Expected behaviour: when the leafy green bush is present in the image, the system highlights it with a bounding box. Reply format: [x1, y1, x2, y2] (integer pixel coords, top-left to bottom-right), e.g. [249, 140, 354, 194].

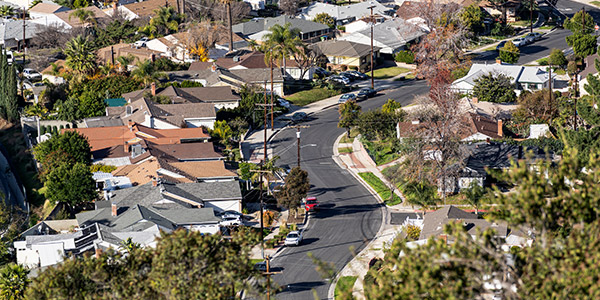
[394, 50, 415, 64]
[90, 164, 118, 173]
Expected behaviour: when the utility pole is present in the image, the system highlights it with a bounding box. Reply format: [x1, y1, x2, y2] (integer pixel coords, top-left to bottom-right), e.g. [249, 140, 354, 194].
[270, 50, 274, 128]
[250, 168, 270, 258]
[530, 0, 534, 33]
[290, 125, 309, 167]
[548, 64, 552, 102]
[261, 255, 281, 300]
[227, 1, 233, 52]
[368, 6, 375, 89]
[21, 7, 26, 99]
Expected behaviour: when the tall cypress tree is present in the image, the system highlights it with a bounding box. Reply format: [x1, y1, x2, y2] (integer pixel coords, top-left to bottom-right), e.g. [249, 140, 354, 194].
[0, 48, 7, 120]
[5, 62, 18, 123]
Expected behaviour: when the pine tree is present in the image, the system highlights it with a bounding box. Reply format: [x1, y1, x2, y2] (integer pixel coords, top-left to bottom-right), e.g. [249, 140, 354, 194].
[0, 48, 7, 120]
[5, 62, 18, 123]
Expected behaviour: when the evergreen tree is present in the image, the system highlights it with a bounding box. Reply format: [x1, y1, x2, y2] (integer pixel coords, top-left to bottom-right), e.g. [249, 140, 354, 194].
[0, 48, 8, 120]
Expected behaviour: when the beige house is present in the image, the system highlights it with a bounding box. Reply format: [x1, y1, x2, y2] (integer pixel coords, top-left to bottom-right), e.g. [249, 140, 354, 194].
[310, 40, 380, 72]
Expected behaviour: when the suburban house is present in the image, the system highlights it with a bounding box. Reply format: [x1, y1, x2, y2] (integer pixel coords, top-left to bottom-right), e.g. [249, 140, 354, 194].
[145, 32, 195, 63]
[243, 0, 264, 10]
[232, 15, 333, 44]
[397, 113, 504, 142]
[65, 122, 211, 165]
[112, 157, 236, 186]
[451, 63, 553, 94]
[106, 97, 218, 129]
[343, 15, 387, 33]
[121, 85, 241, 110]
[310, 40, 380, 72]
[188, 50, 315, 80]
[167, 67, 285, 96]
[97, 43, 163, 66]
[299, 1, 392, 26]
[445, 141, 551, 192]
[107, 180, 244, 213]
[30, 6, 109, 29]
[480, 0, 521, 22]
[338, 18, 425, 57]
[14, 204, 222, 268]
[29, 3, 70, 20]
[210, 32, 249, 59]
[419, 206, 508, 240]
[0, 19, 40, 50]
[110, 0, 179, 20]
[40, 59, 67, 84]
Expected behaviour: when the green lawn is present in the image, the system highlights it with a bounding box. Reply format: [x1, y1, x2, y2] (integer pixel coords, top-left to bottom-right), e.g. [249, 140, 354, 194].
[362, 139, 400, 166]
[591, 0, 600, 6]
[285, 87, 341, 106]
[358, 172, 402, 205]
[338, 147, 353, 154]
[335, 276, 357, 298]
[537, 57, 548, 65]
[368, 67, 411, 79]
[339, 128, 359, 144]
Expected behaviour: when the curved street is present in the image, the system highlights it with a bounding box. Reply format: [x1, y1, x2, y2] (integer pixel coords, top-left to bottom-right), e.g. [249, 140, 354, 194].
[267, 80, 429, 299]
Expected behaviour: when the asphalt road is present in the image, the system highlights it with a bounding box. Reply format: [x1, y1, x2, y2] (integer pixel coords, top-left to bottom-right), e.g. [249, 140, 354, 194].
[268, 80, 429, 299]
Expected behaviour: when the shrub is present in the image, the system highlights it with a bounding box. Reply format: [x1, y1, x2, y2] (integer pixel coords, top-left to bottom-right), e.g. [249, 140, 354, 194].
[405, 225, 421, 241]
[59, 125, 64, 130]
[549, 48, 567, 67]
[290, 223, 298, 231]
[40, 126, 46, 135]
[265, 240, 275, 249]
[65, 123, 70, 129]
[394, 50, 415, 64]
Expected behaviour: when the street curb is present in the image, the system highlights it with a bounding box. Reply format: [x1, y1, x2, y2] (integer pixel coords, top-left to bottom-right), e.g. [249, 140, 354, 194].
[327, 133, 389, 300]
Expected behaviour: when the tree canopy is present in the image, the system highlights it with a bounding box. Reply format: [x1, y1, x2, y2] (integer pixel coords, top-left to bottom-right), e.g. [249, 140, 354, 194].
[313, 13, 335, 28]
[472, 73, 516, 103]
[499, 40, 519, 64]
[276, 167, 310, 215]
[26, 229, 261, 300]
[459, 4, 484, 35]
[338, 100, 361, 136]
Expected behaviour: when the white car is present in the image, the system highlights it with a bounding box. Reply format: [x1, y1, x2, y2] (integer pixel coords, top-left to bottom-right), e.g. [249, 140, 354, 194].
[512, 38, 528, 47]
[23, 69, 42, 81]
[277, 98, 291, 109]
[6, 51, 13, 64]
[284, 231, 303, 246]
[133, 37, 149, 48]
[220, 214, 242, 226]
[524, 32, 542, 43]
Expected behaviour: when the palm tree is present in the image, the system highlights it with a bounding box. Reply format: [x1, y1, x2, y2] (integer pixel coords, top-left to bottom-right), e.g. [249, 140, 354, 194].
[131, 60, 164, 88]
[116, 54, 135, 73]
[403, 180, 438, 215]
[64, 35, 97, 81]
[262, 23, 303, 75]
[0, 5, 15, 17]
[142, 7, 183, 38]
[69, 8, 96, 27]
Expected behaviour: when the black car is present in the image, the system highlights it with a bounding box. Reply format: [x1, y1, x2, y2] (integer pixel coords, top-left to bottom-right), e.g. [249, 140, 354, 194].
[291, 112, 307, 123]
[348, 70, 368, 80]
[314, 67, 330, 78]
[356, 87, 376, 100]
[340, 71, 359, 81]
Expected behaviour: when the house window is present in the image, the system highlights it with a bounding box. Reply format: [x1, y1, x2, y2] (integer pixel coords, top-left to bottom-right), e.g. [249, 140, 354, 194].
[529, 83, 539, 90]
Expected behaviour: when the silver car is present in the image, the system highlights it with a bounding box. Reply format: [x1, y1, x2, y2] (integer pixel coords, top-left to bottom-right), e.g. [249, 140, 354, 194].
[284, 231, 303, 246]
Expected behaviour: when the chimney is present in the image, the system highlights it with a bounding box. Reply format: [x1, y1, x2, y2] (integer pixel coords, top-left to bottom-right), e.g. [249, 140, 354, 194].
[112, 2, 117, 11]
[111, 203, 117, 217]
[124, 141, 129, 153]
[496, 58, 502, 64]
[150, 54, 155, 62]
[497, 119, 503, 137]
[151, 82, 156, 96]
[472, 97, 478, 104]
[411, 120, 420, 125]
[152, 178, 158, 187]
[128, 120, 134, 128]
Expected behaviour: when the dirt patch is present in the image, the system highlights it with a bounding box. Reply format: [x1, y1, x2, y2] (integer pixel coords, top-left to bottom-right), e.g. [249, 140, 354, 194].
[287, 209, 305, 224]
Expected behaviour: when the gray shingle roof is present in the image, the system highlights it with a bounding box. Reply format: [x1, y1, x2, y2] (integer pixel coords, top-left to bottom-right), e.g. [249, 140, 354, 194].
[232, 15, 329, 36]
[300, 1, 391, 21]
[310, 40, 379, 58]
[0, 20, 40, 44]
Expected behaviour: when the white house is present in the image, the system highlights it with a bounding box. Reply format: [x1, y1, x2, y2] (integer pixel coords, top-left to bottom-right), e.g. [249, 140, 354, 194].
[299, 0, 392, 25]
[29, 2, 70, 20]
[452, 63, 553, 95]
[145, 33, 195, 63]
[338, 18, 426, 56]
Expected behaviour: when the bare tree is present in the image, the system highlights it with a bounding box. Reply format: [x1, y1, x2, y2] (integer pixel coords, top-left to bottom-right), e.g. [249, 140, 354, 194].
[291, 45, 318, 80]
[409, 1, 469, 80]
[279, 0, 299, 16]
[393, 68, 468, 202]
[181, 21, 224, 50]
[211, 0, 250, 24]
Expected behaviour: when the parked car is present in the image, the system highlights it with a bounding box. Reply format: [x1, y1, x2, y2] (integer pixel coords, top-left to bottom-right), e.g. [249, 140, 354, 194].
[315, 67, 330, 78]
[338, 93, 356, 104]
[304, 197, 319, 213]
[348, 70, 368, 80]
[277, 98, 291, 109]
[512, 37, 528, 47]
[356, 87, 376, 100]
[524, 32, 542, 42]
[340, 71, 359, 81]
[284, 231, 303, 246]
[220, 214, 242, 226]
[495, 41, 507, 51]
[23, 69, 42, 81]
[329, 75, 350, 85]
[291, 112, 307, 123]
[254, 261, 267, 272]
[133, 37, 149, 48]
